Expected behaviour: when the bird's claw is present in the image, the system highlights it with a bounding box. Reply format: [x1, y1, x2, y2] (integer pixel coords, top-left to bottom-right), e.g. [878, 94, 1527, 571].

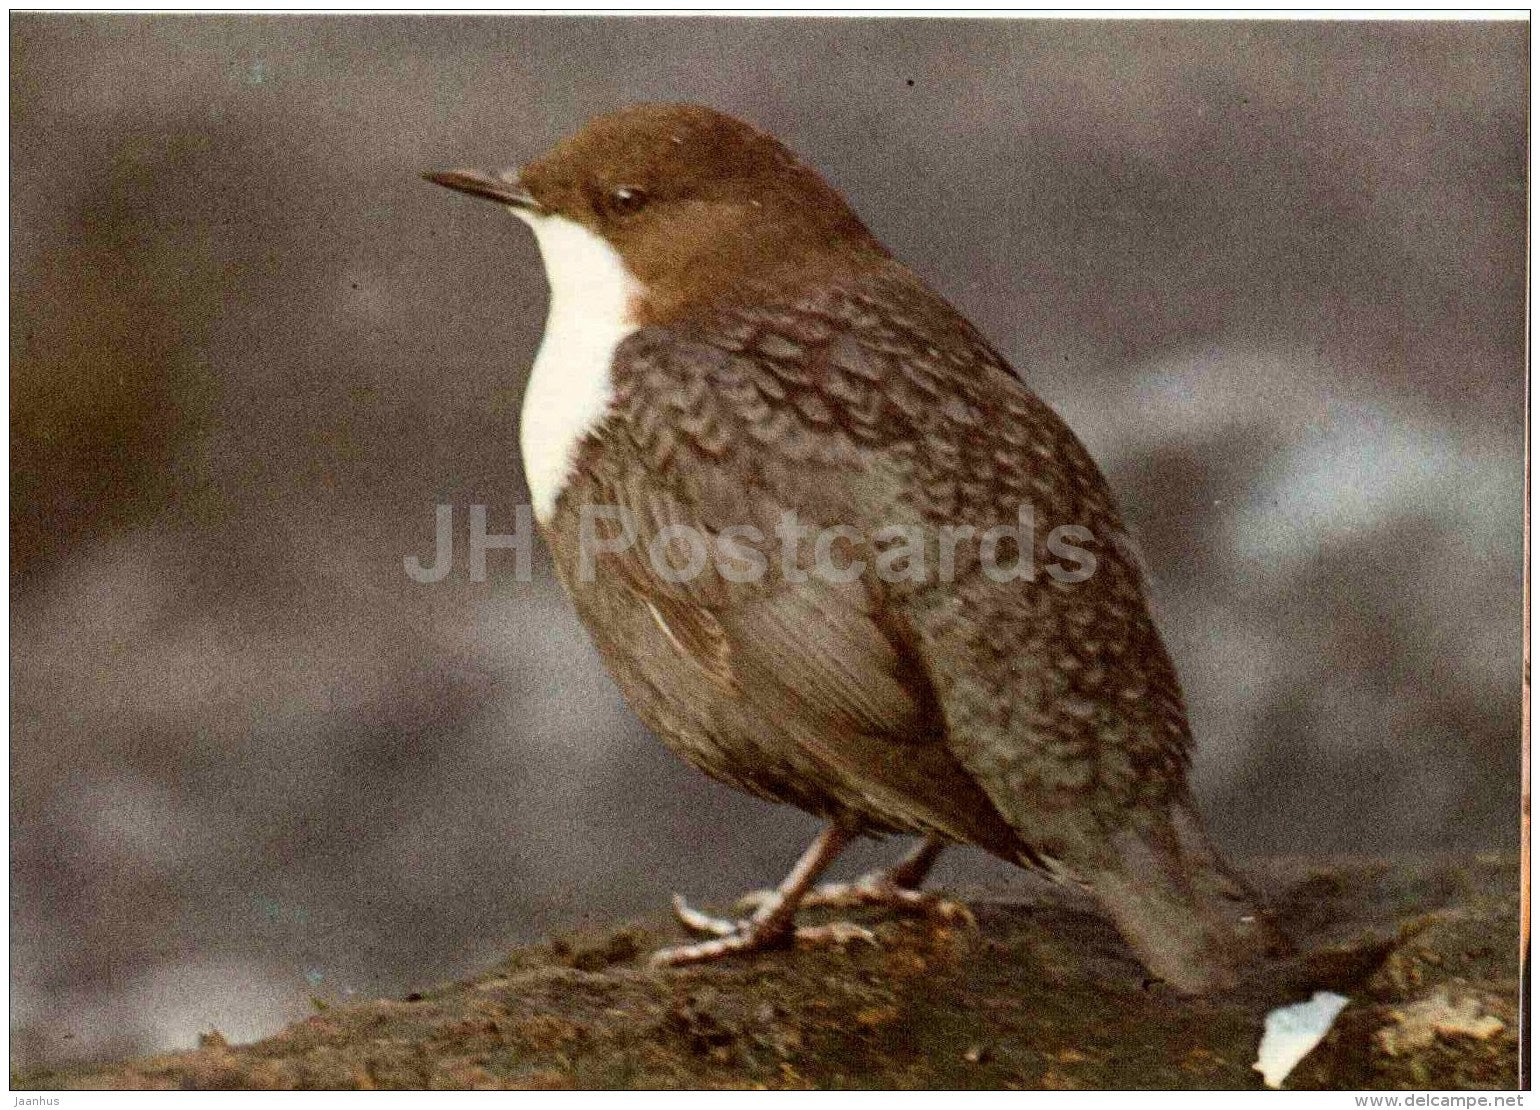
[671, 893, 740, 937]
[732, 888, 780, 913]
[737, 877, 975, 927]
[930, 897, 978, 928]
[794, 920, 877, 948]
[654, 894, 876, 966]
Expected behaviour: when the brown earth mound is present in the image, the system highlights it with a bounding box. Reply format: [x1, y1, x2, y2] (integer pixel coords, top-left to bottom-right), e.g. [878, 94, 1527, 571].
[20, 855, 1521, 1090]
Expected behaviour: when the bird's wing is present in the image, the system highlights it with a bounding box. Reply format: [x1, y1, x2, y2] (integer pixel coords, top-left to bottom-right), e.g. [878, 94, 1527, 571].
[575, 463, 917, 738]
[562, 428, 1025, 852]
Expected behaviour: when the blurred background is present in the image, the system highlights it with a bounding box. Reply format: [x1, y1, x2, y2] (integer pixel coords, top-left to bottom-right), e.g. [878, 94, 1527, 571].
[10, 15, 1525, 1067]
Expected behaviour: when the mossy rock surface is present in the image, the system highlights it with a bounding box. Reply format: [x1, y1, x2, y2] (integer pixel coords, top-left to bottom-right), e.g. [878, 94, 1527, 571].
[19, 855, 1520, 1090]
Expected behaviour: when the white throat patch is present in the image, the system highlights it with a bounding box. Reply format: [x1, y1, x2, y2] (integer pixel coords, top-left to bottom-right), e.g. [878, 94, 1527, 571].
[512, 210, 641, 522]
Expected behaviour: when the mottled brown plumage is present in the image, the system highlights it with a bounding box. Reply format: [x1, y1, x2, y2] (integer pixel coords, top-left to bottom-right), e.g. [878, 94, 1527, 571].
[429, 103, 1286, 992]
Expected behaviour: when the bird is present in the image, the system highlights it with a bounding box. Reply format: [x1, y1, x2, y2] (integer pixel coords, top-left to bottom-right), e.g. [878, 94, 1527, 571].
[425, 102, 1286, 993]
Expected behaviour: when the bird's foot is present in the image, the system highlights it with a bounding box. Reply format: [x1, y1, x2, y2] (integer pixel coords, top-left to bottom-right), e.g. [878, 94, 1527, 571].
[736, 874, 976, 927]
[650, 894, 876, 967]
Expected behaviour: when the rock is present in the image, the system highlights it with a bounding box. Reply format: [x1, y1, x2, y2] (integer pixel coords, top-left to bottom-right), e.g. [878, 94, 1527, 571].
[15, 855, 1519, 1091]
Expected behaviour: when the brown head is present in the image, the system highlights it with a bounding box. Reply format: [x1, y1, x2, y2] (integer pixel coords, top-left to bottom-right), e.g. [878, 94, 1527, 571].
[426, 103, 887, 323]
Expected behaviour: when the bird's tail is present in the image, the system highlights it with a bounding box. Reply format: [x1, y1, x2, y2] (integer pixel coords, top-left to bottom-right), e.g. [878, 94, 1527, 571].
[1078, 791, 1290, 994]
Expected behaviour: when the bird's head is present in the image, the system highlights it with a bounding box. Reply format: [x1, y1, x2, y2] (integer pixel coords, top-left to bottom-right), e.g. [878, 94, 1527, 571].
[426, 103, 885, 324]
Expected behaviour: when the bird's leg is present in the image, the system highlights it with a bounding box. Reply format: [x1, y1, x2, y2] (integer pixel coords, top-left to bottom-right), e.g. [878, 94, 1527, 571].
[653, 824, 875, 966]
[737, 836, 974, 925]
[882, 835, 947, 889]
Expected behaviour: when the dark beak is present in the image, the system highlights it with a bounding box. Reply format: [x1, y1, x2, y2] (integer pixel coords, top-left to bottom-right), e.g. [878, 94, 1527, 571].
[422, 168, 545, 213]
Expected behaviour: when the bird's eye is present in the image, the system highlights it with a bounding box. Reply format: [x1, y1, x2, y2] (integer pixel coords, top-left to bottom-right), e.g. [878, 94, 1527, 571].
[606, 185, 648, 217]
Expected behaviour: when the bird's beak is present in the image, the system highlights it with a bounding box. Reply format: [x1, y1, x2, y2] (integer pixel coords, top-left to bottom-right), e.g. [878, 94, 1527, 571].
[422, 168, 546, 214]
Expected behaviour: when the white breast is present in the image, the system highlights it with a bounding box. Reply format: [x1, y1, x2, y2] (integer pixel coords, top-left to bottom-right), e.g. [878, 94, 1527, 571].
[512, 211, 641, 522]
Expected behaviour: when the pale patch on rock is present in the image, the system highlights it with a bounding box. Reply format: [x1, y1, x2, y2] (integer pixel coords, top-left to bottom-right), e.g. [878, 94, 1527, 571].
[1375, 988, 1506, 1057]
[1254, 991, 1350, 1089]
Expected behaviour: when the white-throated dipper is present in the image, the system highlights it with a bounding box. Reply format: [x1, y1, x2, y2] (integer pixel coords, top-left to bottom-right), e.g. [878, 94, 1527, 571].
[426, 103, 1285, 992]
